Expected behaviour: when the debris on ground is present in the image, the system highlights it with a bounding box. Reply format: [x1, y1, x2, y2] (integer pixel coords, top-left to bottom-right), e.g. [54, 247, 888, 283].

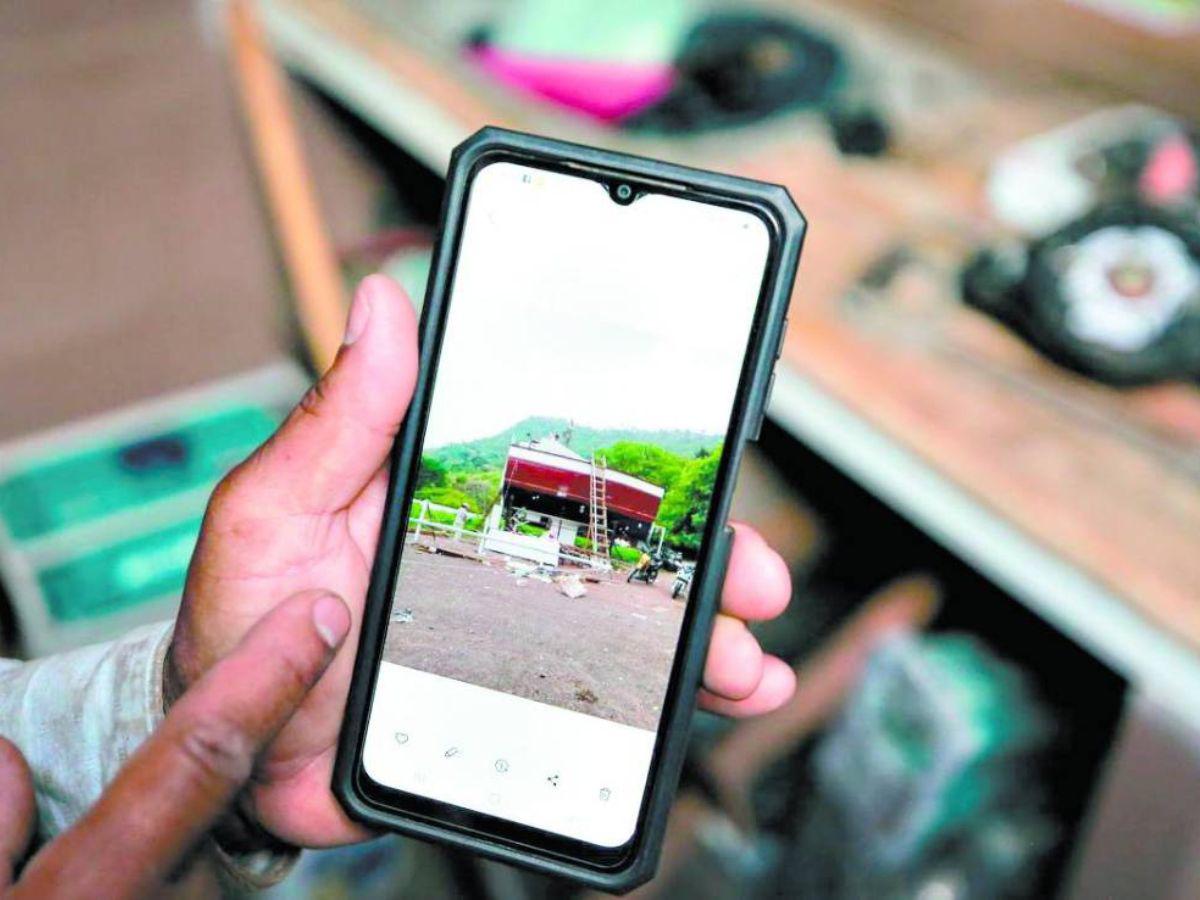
[501, 559, 560, 583]
[575, 687, 598, 704]
[391, 607, 414, 624]
[505, 560, 537, 579]
[434, 545, 483, 562]
[556, 574, 588, 599]
[413, 541, 484, 562]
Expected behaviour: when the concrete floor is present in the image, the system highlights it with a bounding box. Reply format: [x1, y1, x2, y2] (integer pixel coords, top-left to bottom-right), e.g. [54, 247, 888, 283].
[384, 543, 686, 730]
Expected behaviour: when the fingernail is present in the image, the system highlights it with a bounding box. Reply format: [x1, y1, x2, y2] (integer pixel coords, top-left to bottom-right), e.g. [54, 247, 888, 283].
[312, 594, 350, 648]
[343, 281, 374, 346]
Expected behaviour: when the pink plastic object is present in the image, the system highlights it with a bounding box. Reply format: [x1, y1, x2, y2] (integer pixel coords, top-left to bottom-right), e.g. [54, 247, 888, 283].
[470, 44, 674, 122]
[1139, 133, 1199, 205]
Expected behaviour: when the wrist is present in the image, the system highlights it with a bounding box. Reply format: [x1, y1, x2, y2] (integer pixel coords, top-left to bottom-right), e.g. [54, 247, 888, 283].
[208, 798, 303, 891]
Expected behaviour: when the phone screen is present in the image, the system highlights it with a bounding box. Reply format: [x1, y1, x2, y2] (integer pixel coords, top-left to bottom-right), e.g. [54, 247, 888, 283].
[362, 161, 772, 851]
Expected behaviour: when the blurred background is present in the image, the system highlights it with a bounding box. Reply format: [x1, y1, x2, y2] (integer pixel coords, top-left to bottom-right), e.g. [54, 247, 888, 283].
[3, 0, 1200, 897]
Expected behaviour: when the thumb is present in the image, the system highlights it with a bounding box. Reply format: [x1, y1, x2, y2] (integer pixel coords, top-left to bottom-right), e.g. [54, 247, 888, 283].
[240, 273, 418, 513]
[13, 590, 351, 899]
[0, 738, 35, 889]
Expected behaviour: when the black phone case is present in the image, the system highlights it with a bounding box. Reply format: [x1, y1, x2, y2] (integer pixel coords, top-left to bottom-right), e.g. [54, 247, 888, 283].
[334, 127, 805, 893]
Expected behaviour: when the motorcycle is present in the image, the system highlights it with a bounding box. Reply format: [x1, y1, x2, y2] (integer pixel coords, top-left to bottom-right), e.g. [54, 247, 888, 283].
[626, 550, 664, 584]
[672, 564, 694, 600]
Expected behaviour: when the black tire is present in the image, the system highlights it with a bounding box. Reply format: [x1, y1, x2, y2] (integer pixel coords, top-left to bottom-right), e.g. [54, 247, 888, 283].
[1023, 203, 1200, 385]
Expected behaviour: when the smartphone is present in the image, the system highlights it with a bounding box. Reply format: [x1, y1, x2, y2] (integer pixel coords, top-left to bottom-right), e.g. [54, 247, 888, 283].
[336, 128, 804, 891]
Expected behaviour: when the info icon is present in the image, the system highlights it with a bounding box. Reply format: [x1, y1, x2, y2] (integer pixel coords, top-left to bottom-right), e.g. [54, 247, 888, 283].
[495, 759, 510, 773]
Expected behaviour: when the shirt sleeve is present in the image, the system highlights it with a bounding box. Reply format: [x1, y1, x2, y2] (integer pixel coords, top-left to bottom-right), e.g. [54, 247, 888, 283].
[0, 623, 300, 888]
[0, 621, 173, 839]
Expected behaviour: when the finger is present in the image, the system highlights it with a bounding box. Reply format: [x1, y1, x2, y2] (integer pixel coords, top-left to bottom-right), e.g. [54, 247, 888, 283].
[720, 523, 791, 623]
[248, 752, 376, 849]
[0, 738, 35, 889]
[698, 655, 797, 718]
[702, 614, 764, 700]
[347, 464, 391, 556]
[239, 274, 419, 513]
[15, 590, 351, 899]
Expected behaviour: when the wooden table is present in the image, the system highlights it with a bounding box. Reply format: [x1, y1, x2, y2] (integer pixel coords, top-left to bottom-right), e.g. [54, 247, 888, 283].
[252, 0, 1200, 726]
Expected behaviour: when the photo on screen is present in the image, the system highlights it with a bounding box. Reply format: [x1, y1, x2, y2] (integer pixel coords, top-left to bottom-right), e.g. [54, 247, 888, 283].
[378, 164, 767, 734]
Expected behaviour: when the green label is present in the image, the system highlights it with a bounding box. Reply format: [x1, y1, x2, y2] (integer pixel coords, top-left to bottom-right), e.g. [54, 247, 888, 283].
[0, 406, 277, 542]
[37, 517, 203, 622]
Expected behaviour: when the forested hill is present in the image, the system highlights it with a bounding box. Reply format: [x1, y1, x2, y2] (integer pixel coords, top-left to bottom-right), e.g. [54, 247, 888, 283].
[427, 416, 720, 470]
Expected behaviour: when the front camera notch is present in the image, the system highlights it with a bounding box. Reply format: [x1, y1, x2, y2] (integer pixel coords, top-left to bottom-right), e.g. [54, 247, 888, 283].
[609, 182, 637, 205]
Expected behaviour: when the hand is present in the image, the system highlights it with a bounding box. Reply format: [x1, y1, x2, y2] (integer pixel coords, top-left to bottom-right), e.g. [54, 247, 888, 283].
[0, 592, 350, 899]
[170, 274, 796, 848]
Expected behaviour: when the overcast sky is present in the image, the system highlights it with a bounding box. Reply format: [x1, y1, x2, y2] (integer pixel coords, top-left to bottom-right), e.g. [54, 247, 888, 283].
[422, 163, 769, 450]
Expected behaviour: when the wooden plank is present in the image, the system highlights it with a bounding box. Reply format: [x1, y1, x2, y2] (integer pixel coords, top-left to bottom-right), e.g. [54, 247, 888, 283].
[228, 0, 348, 371]
[837, 0, 1200, 121]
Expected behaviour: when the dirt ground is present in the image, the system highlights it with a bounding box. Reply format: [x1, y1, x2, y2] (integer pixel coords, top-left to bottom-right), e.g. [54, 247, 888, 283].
[383, 540, 686, 730]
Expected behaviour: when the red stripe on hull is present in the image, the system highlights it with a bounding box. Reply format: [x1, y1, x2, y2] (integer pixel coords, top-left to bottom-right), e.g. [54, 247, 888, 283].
[505, 458, 661, 523]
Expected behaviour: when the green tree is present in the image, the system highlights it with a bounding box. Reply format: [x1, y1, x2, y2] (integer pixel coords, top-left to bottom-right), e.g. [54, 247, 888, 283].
[595, 440, 722, 551]
[413, 485, 479, 512]
[416, 455, 448, 490]
[596, 441, 687, 492]
[457, 470, 502, 513]
[657, 445, 722, 551]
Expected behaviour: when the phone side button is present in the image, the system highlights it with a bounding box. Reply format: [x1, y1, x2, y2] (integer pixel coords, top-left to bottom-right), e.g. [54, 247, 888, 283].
[775, 317, 789, 359]
[749, 372, 776, 442]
